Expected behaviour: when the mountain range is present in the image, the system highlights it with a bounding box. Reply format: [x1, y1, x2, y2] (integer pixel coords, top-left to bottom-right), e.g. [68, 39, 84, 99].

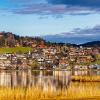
[43, 33, 100, 47]
[43, 33, 100, 45]
[79, 41, 100, 47]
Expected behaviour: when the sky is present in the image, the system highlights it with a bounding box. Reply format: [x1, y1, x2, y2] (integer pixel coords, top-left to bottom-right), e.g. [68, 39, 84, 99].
[0, 0, 100, 43]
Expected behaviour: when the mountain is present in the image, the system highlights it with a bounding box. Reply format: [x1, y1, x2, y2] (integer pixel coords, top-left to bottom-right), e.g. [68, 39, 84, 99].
[79, 41, 100, 47]
[43, 33, 100, 44]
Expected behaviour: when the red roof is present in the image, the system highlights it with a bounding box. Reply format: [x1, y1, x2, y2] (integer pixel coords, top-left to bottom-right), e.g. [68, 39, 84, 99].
[39, 44, 46, 49]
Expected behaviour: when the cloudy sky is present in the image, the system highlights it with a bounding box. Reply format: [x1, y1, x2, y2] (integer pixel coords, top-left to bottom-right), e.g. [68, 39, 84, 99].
[0, 0, 100, 43]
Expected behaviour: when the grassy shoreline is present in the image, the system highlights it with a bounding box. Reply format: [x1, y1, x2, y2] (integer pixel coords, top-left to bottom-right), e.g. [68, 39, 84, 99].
[71, 75, 100, 82]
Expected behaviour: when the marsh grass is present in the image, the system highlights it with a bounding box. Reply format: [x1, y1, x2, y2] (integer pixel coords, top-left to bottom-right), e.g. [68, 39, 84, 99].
[72, 75, 100, 82]
[0, 82, 100, 100]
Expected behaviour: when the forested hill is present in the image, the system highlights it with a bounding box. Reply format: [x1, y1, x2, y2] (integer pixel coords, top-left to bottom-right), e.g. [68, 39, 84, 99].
[0, 32, 45, 47]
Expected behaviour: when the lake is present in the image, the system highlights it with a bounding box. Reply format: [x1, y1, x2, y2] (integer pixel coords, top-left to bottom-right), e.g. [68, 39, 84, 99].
[0, 70, 100, 89]
[0, 70, 71, 90]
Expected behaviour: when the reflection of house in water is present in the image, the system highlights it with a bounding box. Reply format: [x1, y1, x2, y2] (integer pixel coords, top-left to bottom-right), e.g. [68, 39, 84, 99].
[31, 71, 71, 92]
[0, 70, 71, 92]
[53, 71, 71, 89]
[0, 70, 100, 90]
[0, 71, 32, 88]
[74, 70, 88, 76]
[0, 71, 11, 87]
[11, 71, 17, 87]
[73, 70, 100, 76]
[16, 71, 32, 87]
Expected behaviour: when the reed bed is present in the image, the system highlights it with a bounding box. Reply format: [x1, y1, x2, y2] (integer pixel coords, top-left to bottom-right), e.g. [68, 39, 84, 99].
[0, 82, 100, 100]
[71, 75, 100, 82]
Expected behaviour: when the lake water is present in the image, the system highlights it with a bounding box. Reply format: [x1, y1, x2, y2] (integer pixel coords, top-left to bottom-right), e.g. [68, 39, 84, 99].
[0, 70, 100, 92]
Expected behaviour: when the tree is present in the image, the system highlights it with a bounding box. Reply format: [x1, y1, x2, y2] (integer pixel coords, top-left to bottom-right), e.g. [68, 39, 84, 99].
[31, 60, 40, 69]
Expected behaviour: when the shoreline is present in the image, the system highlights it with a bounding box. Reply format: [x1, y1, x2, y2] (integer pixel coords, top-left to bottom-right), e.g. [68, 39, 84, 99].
[0, 68, 100, 71]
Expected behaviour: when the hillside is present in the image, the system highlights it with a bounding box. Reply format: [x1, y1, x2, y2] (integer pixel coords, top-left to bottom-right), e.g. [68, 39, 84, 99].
[0, 31, 45, 47]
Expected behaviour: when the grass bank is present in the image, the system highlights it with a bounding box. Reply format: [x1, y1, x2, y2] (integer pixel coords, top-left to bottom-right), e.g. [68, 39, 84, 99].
[0, 82, 100, 100]
[72, 75, 100, 82]
[0, 47, 32, 54]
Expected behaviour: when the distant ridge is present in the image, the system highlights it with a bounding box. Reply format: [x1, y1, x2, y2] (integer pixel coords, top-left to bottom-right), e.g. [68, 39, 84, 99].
[79, 41, 100, 47]
[43, 34, 100, 45]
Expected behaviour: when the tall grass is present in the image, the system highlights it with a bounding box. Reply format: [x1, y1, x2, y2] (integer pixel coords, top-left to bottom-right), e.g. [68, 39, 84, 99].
[0, 82, 100, 100]
[72, 75, 100, 82]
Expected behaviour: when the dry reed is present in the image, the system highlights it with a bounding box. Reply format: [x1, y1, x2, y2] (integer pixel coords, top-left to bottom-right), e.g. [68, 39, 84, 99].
[0, 82, 100, 100]
[72, 75, 100, 82]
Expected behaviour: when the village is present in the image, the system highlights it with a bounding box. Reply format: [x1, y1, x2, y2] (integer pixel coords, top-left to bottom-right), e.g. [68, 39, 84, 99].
[0, 42, 100, 70]
[0, 32, 100, 70]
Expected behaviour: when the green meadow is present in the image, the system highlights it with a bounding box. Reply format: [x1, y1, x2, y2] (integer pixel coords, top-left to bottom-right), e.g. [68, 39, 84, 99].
[0, 47, 33, 54]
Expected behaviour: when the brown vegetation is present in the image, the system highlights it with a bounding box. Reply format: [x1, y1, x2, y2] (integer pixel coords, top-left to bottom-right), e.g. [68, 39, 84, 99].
[72, 75, 100, 82]
[0, 82, 100, 100]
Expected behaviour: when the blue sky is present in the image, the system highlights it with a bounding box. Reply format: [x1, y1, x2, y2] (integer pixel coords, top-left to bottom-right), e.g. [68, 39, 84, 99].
[0, 0, 100, 43]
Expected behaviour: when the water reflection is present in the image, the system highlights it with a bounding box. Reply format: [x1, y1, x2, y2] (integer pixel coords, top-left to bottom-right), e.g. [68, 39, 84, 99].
[0, 70, 71, 91]
[74, 70, 100, 76]
[0, 70, 100, 92]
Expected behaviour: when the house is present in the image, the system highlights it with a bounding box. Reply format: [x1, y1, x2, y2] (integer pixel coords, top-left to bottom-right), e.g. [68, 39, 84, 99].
[59, 57, 69, 68]
[92, 48, 100, 55]
[0, 55, 8, 60]
[77, 56, 94, 64]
